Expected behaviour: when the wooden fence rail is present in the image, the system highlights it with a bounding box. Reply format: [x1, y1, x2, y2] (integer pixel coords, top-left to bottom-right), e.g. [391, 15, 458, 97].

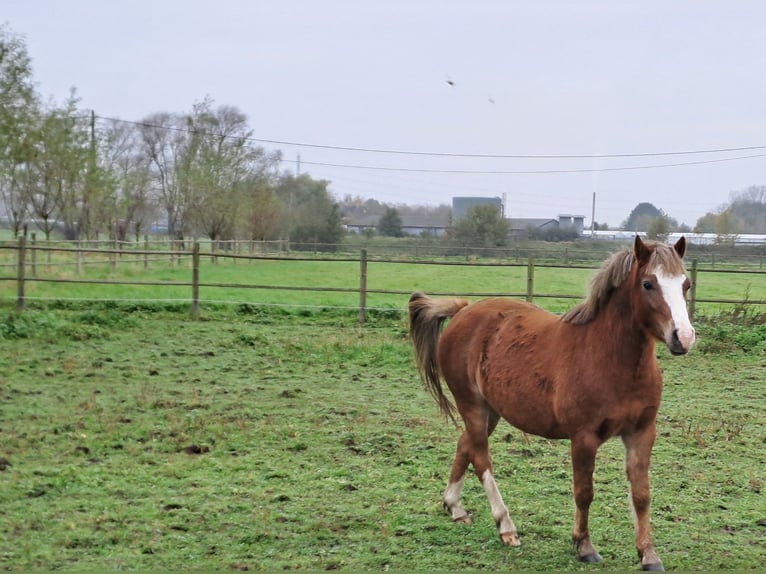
[3, 238, 766, 323]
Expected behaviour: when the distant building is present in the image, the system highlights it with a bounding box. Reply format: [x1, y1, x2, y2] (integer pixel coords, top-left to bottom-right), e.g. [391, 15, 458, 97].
[507, 214, 586, 238]
[344, 214, 449, 237]
[507, 218, 559, 234]
[452, 196, 503, 219]
[557, 214, 585, 231]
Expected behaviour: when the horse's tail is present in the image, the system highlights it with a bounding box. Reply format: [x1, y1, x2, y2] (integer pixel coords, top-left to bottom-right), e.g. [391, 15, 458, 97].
[408, 292, 469, 423]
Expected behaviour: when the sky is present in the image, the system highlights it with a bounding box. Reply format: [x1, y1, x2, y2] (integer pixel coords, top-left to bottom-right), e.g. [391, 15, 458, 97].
[4, 0, 766, 228]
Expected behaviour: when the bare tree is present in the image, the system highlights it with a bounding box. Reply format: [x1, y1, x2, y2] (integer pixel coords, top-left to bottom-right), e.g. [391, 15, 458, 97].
[138, 112, 191, 239]
[98, 118, 156, 240]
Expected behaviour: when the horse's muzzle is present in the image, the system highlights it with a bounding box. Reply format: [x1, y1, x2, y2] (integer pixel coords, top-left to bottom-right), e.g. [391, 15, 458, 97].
[667, 327, 695, 355]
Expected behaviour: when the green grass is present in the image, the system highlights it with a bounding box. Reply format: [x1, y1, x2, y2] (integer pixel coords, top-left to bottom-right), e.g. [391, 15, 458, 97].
[0, 307, 764, 570]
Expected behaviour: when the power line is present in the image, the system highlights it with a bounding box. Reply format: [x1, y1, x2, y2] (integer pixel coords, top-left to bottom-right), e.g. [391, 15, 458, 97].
[93, 113, 766, 161]
[293, 153, 766, 175]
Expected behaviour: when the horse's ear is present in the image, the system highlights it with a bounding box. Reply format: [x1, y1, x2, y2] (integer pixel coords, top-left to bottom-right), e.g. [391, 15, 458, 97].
[673, 236, 687, 259]
[634, 235, 652, 265]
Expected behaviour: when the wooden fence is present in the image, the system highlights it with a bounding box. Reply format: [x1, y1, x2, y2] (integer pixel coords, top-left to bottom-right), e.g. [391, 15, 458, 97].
[2, 237, 766, 323]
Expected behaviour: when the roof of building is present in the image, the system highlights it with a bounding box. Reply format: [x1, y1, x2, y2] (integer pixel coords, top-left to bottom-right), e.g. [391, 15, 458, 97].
[508, 218, 558, 230]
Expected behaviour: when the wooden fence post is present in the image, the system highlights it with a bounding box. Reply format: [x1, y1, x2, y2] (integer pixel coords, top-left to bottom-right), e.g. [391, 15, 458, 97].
[16, 236, 26, 311]
[689, 258, 698, 321]
[144, 235, 149, 270]
[111, 238, 117, 272]
[359, 248, 368, 324]
[76, 239, 83, 276]
[526, 257, 535, 303]
[30, 232, 37, 278]
[191, 242, 200, 320]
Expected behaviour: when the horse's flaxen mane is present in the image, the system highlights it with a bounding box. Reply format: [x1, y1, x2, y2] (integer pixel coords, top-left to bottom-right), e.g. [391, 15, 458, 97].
[560, 241, 686, 325]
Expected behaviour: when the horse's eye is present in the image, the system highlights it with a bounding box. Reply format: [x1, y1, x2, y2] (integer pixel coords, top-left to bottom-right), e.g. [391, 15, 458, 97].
[642, 280, 653, 290]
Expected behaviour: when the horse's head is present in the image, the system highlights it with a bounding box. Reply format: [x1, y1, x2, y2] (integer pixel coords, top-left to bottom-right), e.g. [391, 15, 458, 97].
[632, 235, 696, 355]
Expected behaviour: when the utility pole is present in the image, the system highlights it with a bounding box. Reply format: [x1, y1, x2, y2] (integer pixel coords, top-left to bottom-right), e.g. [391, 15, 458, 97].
[296, 153, 301, 176]
[590, 192, 596, 236]
[84, 109, 97, 239]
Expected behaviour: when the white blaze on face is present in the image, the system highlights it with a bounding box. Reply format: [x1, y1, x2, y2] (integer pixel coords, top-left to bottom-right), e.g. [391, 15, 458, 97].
[656, 270, 696, 350]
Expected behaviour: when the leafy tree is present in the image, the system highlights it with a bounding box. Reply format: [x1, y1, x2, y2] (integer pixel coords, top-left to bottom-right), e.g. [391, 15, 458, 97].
[247, 178, 283, 241]
[714, 210, 742, 240]
[694, 185, 766, 234]
[452, 204, 510, 247]
[694, 212, 717, 233]
[622, 203, 663, 231]
[31, 94, 92, 240]
[377, 207, 403, 237]
[185, 98, 280, 242]
[276, 174, 344, 249]
[647, 216, 671, 241]
[0, 24, 40, 236]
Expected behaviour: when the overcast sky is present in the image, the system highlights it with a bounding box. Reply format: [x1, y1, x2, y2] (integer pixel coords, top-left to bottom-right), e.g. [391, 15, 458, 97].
[5, 0, 766, 228]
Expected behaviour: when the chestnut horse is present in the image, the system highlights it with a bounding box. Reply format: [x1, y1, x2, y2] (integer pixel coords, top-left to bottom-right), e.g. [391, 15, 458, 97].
[409, 236, 694, 571]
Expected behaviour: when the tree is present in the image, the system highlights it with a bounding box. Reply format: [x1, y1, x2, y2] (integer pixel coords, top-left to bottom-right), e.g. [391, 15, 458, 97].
[138, 111, 191, 239]
[98, 117, 156, 240]
[647, 216, 671, 241]
[694, 185, 766, 235]
[31, 93, 92, 240]
[247, 178, 283, 240]
[275, 174, 344, 249]
[694, 211, 717, 233]
[623, 202, 661, 231]
[727, 185, 766, 233]
[0, 24, 40, 236]
[714, 210, 742, 243]
[377, 207, 403, 237]
[452, 204, 510, 247]
[185, 98, 280, 242]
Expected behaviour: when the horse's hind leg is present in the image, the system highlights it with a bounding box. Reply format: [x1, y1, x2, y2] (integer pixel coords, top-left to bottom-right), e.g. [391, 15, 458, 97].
[445, 405, 520, 545]
[443, 431, 473, 524]
[443, 409, 499, 524]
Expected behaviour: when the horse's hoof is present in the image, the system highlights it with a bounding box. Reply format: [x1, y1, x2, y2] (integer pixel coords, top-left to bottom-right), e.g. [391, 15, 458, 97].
[453, 514, 472, 525]
[642, 562, 664, 572]
[500, 531, 521, 546]
[578, 552, 602, 563]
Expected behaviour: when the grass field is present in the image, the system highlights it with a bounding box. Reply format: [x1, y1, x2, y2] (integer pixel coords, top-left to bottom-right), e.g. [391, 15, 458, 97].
[1, 302, 764, 571]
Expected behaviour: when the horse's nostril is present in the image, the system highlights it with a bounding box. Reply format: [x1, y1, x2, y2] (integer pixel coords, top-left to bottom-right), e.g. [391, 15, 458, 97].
[668, 329, 688, 355]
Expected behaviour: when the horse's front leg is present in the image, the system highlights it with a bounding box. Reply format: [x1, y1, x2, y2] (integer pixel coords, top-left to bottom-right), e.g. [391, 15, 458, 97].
[570, 435, 601, 563]
[623, 424, 664, 571]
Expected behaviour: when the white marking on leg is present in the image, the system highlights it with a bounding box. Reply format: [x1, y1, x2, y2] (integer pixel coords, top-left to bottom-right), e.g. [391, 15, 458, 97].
[657, 271, 695, 350]
[481, 469, 517, 536]
[443, 474, 469, 521]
